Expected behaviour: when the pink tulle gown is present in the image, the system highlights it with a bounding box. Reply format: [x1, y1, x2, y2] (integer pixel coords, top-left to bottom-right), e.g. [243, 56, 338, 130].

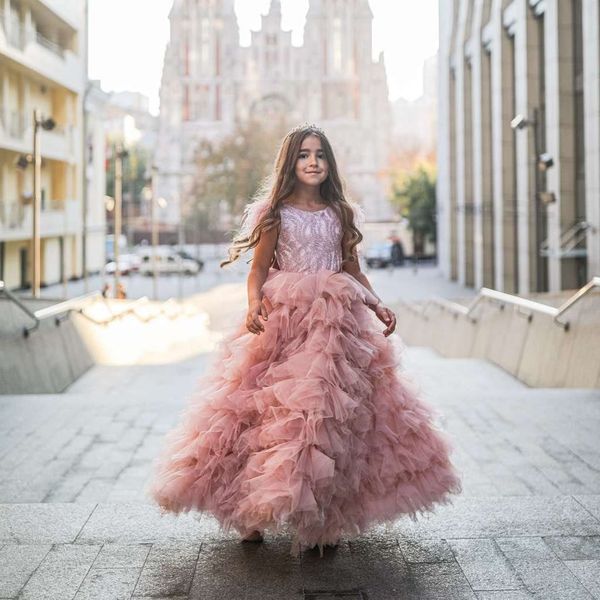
[145, 201, 461, 557]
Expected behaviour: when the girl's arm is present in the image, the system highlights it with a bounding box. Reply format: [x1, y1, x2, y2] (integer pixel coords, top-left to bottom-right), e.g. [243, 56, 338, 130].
[246, 224, 278, 334]
[341, 244, 382, 309]
[342, 240, 397, 336]
[247, 224, 278, 304]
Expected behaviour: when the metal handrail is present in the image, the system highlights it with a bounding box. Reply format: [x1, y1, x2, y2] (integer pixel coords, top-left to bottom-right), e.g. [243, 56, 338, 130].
[76, 296, 151, 326]
[401, 276, 600, 331]
[0, 280, 39, 326]
[0, 280, 102, 336]
[1, 280, 204, 336]
[34, 292, 102, 320]
[398, 300, 431, 321]
[540, 220, 591, 258]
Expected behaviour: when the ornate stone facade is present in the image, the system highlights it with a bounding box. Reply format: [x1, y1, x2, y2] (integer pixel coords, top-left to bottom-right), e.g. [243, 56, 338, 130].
[155, 0, 393, 229]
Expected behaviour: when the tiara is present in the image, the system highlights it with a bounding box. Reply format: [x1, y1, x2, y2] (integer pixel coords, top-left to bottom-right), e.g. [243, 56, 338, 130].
[288, 121, 326, 136]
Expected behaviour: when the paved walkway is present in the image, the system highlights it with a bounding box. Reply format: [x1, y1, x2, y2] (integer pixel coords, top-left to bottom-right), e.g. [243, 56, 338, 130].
[1, 279, 600, 599]
[38, 259, 476, 305]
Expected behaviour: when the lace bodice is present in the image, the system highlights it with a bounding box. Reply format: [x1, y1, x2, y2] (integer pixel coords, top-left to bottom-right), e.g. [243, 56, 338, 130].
[275, 204, 343, 273]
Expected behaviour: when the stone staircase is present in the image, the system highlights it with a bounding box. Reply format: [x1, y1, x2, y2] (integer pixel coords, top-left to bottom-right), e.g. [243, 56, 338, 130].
[1, 339, 599, 599]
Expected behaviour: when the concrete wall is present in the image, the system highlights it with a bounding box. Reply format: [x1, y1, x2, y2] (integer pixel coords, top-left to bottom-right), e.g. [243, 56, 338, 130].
[392, 288, 600, 388]
[0, 297, 94, 394]
[0, 295, 217, 394]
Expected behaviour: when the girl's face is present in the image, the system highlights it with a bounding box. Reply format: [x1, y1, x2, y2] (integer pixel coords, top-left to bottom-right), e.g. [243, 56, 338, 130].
[294, 134, 329, 187]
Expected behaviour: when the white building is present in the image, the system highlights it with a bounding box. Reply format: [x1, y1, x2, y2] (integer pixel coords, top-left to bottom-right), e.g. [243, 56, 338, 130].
[0, 0, 105, 290]
[84, 79, 109, 276]
[102, 90, 158, 153]
[391, 55, 437, 157]
[100, 89, 158, 244]
[437, 0, 600, 294]
[155, 0, 393, 230]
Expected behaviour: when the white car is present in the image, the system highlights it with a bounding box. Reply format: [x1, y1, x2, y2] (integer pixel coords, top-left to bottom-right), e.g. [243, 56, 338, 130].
[105, 254, 141, 275]
[365, 242, 393, 268]
[138, 254, 200, 276]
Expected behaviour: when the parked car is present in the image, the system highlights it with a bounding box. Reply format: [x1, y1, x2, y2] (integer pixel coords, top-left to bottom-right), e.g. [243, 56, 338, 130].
[104, 254, 141, 275]
[138, 254, 200, 276]
[365, 242, 393, 268]
[174, 249, 205, 270]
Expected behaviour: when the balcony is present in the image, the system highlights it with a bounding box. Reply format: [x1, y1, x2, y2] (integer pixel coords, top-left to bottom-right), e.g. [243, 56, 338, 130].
[0, 105, 76, 161]
[0, 198, 81, 241]
[0, 9, 83, 93]
[0, 106, 27, 139]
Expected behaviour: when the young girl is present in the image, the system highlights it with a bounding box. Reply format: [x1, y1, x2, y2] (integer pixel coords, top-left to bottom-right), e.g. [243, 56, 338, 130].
[146, 123, 461, 558]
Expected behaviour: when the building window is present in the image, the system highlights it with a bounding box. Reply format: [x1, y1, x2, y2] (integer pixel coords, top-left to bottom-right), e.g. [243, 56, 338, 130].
[183, 85, 190, 121]
[183, 38, 190, 76]
[200, 17, 210, 72]
[449, 65, 458, 280]
[483, 47, 495, 288]
[573, 0, 585, 220]
[333, 17, 342, 72]
[536, 9, 549, 291]
[463, 58, 474, 287]
[572, 0, 586, 283]
[509, 31, 519, 293]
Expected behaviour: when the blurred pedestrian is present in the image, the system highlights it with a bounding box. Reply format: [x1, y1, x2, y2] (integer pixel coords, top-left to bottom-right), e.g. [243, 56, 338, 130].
[115, 282, 127, 299]
[391, 238, 405, 266]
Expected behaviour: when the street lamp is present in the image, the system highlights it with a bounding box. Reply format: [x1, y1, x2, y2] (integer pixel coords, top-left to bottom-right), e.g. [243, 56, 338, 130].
[143, 166, 168, 300]
[511, 108, 548, 292]
[537, 152, 554, 172]
[16, 109, 56, 297]
[112, 143, 129, 298]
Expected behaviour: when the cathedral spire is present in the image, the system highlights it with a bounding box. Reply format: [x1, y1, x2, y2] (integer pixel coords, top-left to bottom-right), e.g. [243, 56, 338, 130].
[267, 0, 282, 17]
[307, 0, 322, 16]
[357, 0, 373, 19]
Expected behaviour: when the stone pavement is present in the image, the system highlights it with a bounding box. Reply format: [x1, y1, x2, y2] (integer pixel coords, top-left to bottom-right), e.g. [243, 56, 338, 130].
[39, 259, 476, 305]
[1, 282, 600, 598]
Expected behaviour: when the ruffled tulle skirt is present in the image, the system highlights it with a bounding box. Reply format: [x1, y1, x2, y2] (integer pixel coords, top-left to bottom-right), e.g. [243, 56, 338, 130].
[145, 268, 461, 557]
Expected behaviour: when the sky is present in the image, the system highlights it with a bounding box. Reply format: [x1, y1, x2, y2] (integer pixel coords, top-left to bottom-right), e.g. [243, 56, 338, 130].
[88, 0, 438, 115]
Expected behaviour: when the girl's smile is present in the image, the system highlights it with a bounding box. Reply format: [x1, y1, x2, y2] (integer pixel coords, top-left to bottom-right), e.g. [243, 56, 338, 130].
[295, 134, 328, 187]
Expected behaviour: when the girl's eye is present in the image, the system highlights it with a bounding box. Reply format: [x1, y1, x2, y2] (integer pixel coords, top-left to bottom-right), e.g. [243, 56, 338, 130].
[299, 153, 324, 159]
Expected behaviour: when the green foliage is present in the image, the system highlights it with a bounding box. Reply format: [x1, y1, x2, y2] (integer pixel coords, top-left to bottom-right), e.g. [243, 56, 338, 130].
[390, 163, 437, 251]
[105, 142, 150, 205]
[187, 117, 291, 233]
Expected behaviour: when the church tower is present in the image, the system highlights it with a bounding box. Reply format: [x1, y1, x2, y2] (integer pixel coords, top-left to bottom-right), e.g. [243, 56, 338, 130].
[155, 0, 240, 229]
[302, 0, 392, 219]
[155, 0, 393, 231]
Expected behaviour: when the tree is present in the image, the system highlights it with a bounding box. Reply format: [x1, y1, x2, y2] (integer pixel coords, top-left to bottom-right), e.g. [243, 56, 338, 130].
[186, 117, 291, 240]
[104, 137, 150, 244]
[389, 162, 437, 255]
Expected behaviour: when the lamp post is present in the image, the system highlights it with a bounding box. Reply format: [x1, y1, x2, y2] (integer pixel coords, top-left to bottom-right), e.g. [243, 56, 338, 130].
[143, 169, 158, 300]
[150, 165, 159, 301]
[510, 109, 547, 292]
[17, 109, 56, 298]
[143, 167, 167, 301]
[113, 143, 128, 297]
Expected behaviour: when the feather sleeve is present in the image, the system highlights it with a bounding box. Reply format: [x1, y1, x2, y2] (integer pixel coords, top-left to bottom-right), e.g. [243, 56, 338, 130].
[237, 197, 272, 240]
[348, 200, 366, 230]
[348, 200, 367, 256]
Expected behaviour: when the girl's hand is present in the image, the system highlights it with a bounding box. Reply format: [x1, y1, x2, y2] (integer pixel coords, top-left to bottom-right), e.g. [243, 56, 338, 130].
[246, 296, 271, 335]
[374, 303, 396, 337]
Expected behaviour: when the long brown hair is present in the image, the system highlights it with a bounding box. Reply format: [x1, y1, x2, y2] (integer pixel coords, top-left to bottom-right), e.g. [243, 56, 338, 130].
[220, 124, 364, 268]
